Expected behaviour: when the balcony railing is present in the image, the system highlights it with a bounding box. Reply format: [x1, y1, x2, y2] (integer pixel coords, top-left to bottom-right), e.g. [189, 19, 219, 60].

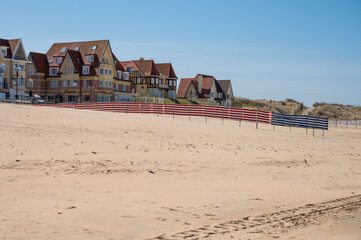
[159, 83, 169, 89]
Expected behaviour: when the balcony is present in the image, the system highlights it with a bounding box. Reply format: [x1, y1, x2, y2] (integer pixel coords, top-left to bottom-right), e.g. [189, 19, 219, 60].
[159, 83, 169, 89]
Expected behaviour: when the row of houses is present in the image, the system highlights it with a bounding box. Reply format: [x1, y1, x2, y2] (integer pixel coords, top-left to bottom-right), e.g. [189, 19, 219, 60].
[0, 37, 233, 105]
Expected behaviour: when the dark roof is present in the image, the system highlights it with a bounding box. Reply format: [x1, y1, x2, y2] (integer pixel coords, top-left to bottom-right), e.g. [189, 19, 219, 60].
[0, 38, 20, 58]
[156, 63, 177, 79]
[119, 60, 144, 75]
[217, 80, 231, 93]
[67, 50, 84, 74]
[29, 52, 49, 74]
[194, 74, 215, 98]
[176, 78, 195, 98]
[112, 53, 125, 71]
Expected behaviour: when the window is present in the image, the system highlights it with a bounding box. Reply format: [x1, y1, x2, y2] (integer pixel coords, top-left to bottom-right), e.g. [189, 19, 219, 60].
[73, 80, 77, 87]
[28, 69, 32, 75]
[50, 81, 59, 87]
[83, 95, 90, 102]
[105, 58, 108, 63]
[115, 84, 119, 90]
[109, 81, 112, 87]
[117, 71, 122, 79]
[73, 69, 76, 74]
[105, 69, 108, 75]
[123, 72, 129, 80]
[69, 57, 72, 63]
[97, 94, 103, 102]
[66, 95, 77, 103]
[63, 80, 67, 87]
[14, 63, 18, 69]
[50, 68, 58, 75]
[49, 58, 54, 63]
[82, 66, 90, 74]
[55, 58, 62, 64]
[122, 84, 127, 92]
[151, 78, 154, 84]
[109, 69, 112, 75]
[105, 81, 108, 87]
[1, 49, 6, 56]
[60, 47, 66, 53]
[18, 78, 25, 85]
[47, 96, 54, 102]
[1, 63, 6, 70]
[28, 80, 32, 87]
[74, 46, 80, 51]
[33, 81, 37, 87]
[169, 90, 173, 98]
[173, 81, 177, 86]
[156, 78, 159, 84]
[87, 56, 94, 63]
[156, 89, 159, 96]
[91, 45, 97, 50]
[64, 69, 68, 75]
[99, 80, 104, 87]
[33, 69, 37, 74]
[67, 80, 71, 86]
[137, 78, 141, 84]
[100, 69, 104, 74]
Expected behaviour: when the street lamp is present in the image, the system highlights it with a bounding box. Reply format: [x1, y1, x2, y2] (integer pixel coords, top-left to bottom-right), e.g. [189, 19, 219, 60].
[12, 69, 19, 100]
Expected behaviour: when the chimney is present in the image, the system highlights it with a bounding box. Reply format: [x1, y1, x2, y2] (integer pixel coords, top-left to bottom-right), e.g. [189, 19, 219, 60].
[139, 57, 144, 61]
[198, 75, 203, 94]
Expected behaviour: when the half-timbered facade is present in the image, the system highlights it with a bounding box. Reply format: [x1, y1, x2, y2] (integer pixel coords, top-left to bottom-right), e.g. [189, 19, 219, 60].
[156, 63, 177, 99]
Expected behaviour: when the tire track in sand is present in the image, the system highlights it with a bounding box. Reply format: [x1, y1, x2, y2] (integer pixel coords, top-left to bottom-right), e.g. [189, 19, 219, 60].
[147, 194, 361, 240]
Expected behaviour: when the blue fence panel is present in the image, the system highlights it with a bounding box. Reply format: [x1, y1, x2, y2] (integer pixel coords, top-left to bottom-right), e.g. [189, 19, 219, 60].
[271, 113, 328, 130]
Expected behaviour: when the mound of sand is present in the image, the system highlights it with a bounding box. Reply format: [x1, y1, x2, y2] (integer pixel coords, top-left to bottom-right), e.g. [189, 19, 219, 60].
[0, 104, 360, 240]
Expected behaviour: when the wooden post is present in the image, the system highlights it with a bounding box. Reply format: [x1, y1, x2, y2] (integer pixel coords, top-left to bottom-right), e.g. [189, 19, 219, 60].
[189, 105, 190, 121]
[356, 120, 358, 129]
[335, 120, 337, 127]
[239, 110, 241, 127]
[222, 108, 224, 125]
[256, 110, 259, 129]
[306, 118, 308, 134]
[205, 106, 207, 123]
[141, 103, 143, 115]
[172, 104, 174, 119]
[346, 120, 348, 128]
[157, 103, 159, 118]
[273, 124, 275, 131]
[323, 129, 325, 137]
[112, 102, 114, 112]
[126, 102, 128, 114]
[290, 126, 291, 132]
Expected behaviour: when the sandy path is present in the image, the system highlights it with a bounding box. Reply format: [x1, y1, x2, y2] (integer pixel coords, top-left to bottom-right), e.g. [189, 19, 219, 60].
[0, 104, 360, 240]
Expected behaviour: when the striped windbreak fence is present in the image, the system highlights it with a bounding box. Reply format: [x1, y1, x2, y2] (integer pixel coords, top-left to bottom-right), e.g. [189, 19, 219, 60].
[37, 102, 328, 130]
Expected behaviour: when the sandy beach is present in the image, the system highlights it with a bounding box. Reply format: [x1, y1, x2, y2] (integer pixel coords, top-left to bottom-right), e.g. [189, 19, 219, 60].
[0, 104, 360, 240]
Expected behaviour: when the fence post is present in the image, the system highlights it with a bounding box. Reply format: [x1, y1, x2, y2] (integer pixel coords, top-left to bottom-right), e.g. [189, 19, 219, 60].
[189, 105, 190, 121]
[222, 108, 224, 125]
[141, 103, 143, 115]
[126, 102, 128, 114]
[157, 103, 159, 118]
[346, 120, 348, 128]
[239, 110, 241, 127]
[356, 120, 358, 129]
[313, 120, 315, 136]
[273, 124, 275, 131]
[205, 106, 207, 123]
[323, 129, 325, 137]
[306, 118, 308, 134]
[256, 110, 259, 129]
[172, 104, 174, 119]
[335, 120, 337, 127]
[112, 102, 114, 112]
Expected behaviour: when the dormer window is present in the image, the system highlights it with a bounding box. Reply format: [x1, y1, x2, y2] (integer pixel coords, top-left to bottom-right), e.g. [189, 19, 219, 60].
[55, 58, 62, 64]
[126, 67, 133, 72]
[91, 45, 97, 50]
[49, 58, 54, 63]
[74, 46, 80, 51]
[117, 71, 122, 79]
[87, 56, 94, 63]
[123, 72, 129, 80]
[60, 47, 66, 53]
[82, 66, 90, 75]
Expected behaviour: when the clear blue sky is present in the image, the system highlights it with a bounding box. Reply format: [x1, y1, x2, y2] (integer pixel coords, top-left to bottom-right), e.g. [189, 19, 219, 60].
[2, 0, 360, 106]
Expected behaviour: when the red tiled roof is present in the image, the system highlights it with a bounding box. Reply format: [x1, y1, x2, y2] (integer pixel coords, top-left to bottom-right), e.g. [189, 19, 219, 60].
[46, 40, 109, 74]
[194, 74, 215, 98]
[176, 78, 195, 98]
[119, 60, 144, 75]
[29, 52, 49, 74]
[67, 50, 84, 74]
[156, 63, 177, 79]
[8, 39, 20, 57]
[134, 59, 159, 76]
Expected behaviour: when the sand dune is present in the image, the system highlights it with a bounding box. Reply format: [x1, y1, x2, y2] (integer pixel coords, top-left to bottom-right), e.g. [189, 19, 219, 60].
[0, 104, 360, 240]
